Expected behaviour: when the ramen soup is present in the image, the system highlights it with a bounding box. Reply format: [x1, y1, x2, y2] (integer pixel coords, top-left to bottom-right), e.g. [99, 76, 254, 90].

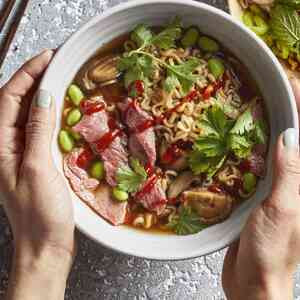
[59, 18, 269, 235]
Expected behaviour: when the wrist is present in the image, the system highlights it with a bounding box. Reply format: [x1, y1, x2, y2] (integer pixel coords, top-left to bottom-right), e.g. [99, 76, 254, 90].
[7, 243, 74, 300]
[237, 271, 294, 300]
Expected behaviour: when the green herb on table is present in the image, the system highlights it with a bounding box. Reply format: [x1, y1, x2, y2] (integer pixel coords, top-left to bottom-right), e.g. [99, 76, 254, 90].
[167, 206, 207, 235]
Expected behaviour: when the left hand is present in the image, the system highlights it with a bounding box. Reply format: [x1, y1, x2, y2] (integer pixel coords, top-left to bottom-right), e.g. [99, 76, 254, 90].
[0, 50, 75, 299]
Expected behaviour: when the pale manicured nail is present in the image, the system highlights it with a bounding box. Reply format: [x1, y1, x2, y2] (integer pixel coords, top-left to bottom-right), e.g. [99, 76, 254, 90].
[283, 128, 298, 149]
[35, 89, 52, 108]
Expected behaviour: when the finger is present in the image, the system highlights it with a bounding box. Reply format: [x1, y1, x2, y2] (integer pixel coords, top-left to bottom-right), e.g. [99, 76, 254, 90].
[0, 50, 54, 127]
[23, 89, 55, 165]
[222, 239, 239, 290]
[264, 128, 300, 212]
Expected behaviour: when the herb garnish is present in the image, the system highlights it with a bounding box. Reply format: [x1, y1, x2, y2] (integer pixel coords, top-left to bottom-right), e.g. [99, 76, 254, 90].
[118, 17, 201, 95]
[116, 158, 148, 193]
[188, 104, 266, 178]
[167, 206, 207, 235]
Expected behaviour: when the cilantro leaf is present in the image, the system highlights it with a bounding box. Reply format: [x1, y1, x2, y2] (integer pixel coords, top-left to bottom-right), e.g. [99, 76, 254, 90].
[163, 74, 180, 93]
[228, 134, 253, 158]
[200, 106, 234, 138]
[118, 54, 154, 88]
[116, 158, 148, 193]
[131, 24, 153, 48]
[167, 58, 201, 94]
[230, 108, 254, 135]
[188, 151, 226, 178]
[130, 157, 147, 179]
[194, 136, 227, 157]
[277, 0, 300, 9]
[270, 5, 300, 48]
[167, 206, 207, 235]
[151, 17, 182, 50]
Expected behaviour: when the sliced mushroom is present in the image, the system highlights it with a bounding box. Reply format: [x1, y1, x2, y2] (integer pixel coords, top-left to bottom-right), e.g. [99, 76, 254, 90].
[167, 171, 199, 199]
[88, 55, 120, 84]
[183, 188, 233, 225]
[75, 54, 121, 91]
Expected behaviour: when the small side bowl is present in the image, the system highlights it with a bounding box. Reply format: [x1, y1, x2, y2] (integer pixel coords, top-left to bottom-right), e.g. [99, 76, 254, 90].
[40, 0, 298, 260]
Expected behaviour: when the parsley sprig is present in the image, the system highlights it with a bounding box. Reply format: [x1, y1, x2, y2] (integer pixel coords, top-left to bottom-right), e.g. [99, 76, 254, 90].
[188, 104, 267, 178]
[116, 158, 148, 193]
[167, 206, 207, 235]
[117, 17, 201, 95]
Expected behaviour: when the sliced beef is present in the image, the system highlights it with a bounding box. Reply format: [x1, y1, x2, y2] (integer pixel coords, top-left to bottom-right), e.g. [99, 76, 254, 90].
[73, 108, 128, 186]
[93, 184, 127, 226]
[119, 98, 156, 166]
[63, 148, 100, 203]
[64, 149, 127, 225]
[135, 176, 167, 215]
[73, 110, 108, 143]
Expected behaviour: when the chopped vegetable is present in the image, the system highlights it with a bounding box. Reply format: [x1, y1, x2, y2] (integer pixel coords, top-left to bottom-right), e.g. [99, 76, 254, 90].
[112, 187, 129, 202]
[181, 27, 199, 48]
[167, 206, 207, 235]
[68, 84, 84, 106]
[59, 130, 74, 153]
[198, 36, 220, 52]
[66, 108, 82, 126]
[116, 158, 148, 193]
[207, 58, 225, 78]
[243, 172, 257, 193]
[89, 161, 105, 180]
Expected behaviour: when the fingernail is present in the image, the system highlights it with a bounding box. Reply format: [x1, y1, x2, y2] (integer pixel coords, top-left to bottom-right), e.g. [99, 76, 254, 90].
[35, 89, 52, 108]
[283, 128, 298, 149]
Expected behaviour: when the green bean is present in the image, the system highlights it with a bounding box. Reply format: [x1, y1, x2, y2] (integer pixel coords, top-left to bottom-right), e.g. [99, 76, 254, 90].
[90, 161, 105, 180]
[68, 84, 84, 106]
[243, 172, 257, 193]
[59, 130, 74, 153]
[181, 27, 199, 48]
[198, 36, 220, 52]
[66, 108, 82, 126]
[112, 187, 129, 202]
[208, 58, 225, 78]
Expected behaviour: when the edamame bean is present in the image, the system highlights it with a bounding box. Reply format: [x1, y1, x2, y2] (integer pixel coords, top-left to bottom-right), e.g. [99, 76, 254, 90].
[208, 58, 225, 78]
[90, 161, 105, 180]
[66, 108, 82, 126]
[181, 27, 199, 48]
[68, 84, 84, 106]
[68, 129, 81, 141]
[198, 36, 220, 52]
[59, 130, 74, 153]
[276, 41, 289, 59]
[243, 172, 257, 193]
[249, 4, 264, 17]
[112, 187, 129, 202]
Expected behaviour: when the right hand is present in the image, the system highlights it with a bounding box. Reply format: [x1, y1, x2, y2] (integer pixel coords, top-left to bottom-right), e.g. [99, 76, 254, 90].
[222, 79, 300, 300]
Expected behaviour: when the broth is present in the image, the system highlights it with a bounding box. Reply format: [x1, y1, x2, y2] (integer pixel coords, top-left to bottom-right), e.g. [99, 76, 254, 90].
[59, 19, 269, 235]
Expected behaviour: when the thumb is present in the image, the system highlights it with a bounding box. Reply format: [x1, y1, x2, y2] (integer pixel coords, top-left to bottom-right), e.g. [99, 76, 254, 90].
[267, 128, 300, 209]
[24, 89, 55, 163]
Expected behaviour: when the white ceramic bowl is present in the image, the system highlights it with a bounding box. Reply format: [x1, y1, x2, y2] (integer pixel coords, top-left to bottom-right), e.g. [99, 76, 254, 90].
[40, 0, 298, 260]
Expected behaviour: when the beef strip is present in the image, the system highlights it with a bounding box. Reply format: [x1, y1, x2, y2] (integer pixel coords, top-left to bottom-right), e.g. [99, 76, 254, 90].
[64, 148, 127, 225]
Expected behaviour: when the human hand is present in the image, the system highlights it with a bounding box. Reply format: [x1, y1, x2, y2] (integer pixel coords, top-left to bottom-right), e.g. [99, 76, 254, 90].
[222, 79, 300, 300]
[0, 50, 75, 300]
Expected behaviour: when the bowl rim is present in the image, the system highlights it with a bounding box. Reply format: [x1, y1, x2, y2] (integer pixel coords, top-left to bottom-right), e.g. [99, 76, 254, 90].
[40, 0, 298, 260]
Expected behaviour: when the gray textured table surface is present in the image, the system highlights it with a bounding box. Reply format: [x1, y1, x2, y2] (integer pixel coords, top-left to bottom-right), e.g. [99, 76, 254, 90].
[0, 1, 300, 299]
